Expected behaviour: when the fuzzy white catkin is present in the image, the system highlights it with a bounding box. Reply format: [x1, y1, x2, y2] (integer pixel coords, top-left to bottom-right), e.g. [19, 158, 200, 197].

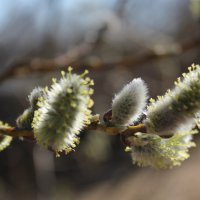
[28, 87, 45, 109]
[144, 64, 200, 135]
[17, 87, 45, 129]
[111, 78, 148, 126]
[32, 69, 94, 155]
[129, 109, 197, 169]
[0, 121, 13, 151]
[129, 130, 196, 169]
[126, 65, 200, 169]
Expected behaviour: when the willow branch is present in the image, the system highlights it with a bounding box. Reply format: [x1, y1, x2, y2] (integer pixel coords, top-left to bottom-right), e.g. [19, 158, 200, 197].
[0, 120, 149, 141]
[0, 127, 34, 140]
[0, 120, 174, 146]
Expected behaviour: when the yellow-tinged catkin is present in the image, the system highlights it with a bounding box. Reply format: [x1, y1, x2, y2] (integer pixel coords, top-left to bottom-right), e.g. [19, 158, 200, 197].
[32, 68, 94, 155]
[128, 130, 197, 169]
[16, 87, 45, 129]
[145, 64, 200, 135]
[126, 64, 200, 169]
[0, 121, 13, 151]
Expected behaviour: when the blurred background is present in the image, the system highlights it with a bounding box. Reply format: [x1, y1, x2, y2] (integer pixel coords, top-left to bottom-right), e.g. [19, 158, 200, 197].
[0, 0, 200, 199]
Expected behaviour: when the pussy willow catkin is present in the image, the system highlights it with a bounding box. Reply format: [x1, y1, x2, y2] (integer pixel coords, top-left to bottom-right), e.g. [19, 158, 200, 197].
[111, 78, 148, 126]
[32, 68, 94, 155]
[0, 121, 13, 152]
[145, 64, 200, 135]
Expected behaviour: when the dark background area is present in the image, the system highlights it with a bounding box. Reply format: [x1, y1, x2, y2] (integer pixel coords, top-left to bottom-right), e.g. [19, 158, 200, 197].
[0, 0, 200, 199]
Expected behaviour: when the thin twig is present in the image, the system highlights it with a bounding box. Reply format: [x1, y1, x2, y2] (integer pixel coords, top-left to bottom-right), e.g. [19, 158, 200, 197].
[0, 121, 147, 140]
[0, 121, 174, 139]
[0, 127, 34, 140]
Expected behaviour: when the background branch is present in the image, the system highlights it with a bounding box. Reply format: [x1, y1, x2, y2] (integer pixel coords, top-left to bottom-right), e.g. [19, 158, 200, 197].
[0, 36, 200, 83]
